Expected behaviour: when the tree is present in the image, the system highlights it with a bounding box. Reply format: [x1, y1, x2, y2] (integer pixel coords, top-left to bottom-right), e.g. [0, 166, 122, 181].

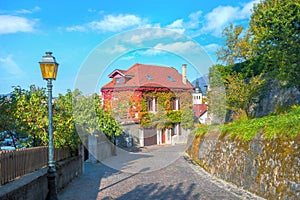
[0, 86, 83, 152]
[0, 94, 19, 147]
[207, 66, 227, 124]
[216, 23, 252, 65]
[217, 0, 300, 90]
[249, 0, 300, 89]
[53, 90, 80, 155]
[73, 92, 122, 140]
[13, 86, 48, 147]
[225, 73, 266, 118]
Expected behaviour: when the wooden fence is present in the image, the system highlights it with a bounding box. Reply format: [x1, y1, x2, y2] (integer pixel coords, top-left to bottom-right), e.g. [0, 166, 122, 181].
[0, 146, 71, 185]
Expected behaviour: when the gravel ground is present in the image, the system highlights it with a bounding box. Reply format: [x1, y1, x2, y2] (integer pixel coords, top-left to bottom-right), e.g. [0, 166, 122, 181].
[58, 144, 264, 200]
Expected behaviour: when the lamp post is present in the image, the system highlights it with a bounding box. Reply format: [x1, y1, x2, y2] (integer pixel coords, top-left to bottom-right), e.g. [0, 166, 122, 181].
[39, 51, 59, 200]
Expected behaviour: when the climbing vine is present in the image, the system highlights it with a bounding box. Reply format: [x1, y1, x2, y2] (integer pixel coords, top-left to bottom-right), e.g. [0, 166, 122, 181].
[102, 89, 194, 130]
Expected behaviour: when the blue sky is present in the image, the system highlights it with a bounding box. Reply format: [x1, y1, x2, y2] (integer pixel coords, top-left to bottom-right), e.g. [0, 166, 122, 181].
[0, 0, 259, 96]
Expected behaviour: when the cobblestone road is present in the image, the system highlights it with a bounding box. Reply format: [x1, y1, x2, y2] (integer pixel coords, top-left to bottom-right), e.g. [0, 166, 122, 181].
[58, 144, 264, 200]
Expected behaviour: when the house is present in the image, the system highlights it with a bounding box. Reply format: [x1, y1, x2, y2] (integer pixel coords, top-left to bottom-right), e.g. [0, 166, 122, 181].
[101, 63, 194, 146]
[192, 80, 208, 124]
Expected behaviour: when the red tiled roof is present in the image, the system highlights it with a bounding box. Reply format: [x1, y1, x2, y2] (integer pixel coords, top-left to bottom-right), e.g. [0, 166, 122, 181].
[102, 63, 193, 90]
[193, 104, 207, 117]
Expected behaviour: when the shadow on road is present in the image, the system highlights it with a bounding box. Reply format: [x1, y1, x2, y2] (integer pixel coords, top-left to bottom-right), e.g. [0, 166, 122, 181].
[101, 182, 203, 200]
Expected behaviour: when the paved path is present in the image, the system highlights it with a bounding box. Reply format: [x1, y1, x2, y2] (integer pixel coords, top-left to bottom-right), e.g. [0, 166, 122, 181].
[58, 144, 264, 200]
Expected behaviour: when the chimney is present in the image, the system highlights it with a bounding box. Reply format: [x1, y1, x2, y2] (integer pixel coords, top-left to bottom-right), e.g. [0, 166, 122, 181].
[182, 64, 187, 84]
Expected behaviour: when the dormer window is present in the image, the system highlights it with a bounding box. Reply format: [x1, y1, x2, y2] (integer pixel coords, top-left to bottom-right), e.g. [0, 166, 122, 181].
[115, 77, 125, 84]
[146, 74, 153, 81]
[167, 75, 175, 82]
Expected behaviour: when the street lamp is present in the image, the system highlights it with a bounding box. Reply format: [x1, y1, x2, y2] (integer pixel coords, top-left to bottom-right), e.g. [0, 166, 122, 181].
[39, 51, 59, 200]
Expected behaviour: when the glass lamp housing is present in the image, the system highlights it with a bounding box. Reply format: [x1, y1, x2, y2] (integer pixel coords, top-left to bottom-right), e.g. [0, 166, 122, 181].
[39, 52, 59, 80]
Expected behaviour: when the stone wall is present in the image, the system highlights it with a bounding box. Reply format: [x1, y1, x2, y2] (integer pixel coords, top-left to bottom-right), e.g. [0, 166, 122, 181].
[87, 133, 115, 162]
[172, 128, 190, 144]
[0, 156, 83, 200]
[251, 79, 300, 118]
[186, 132, 300, 199]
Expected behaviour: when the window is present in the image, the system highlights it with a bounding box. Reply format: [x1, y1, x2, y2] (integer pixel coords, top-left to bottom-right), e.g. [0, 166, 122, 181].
[115, 77, 125, 84]
[147, 97, 158, 112]
[167, 75, 175, 82]
[146, 74, 153, 81]
[171, 97, 180, 110]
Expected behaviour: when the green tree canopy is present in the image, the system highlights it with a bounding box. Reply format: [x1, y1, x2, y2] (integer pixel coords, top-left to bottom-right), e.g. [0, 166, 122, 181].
[216, 0, 300, 89]
[53, 89, 80, 155]
[249, 0, 300, 89]
[72, 92, 122, 141]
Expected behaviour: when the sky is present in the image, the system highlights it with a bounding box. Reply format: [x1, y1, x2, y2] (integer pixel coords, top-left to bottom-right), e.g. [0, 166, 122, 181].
[0, 0, 260, 96]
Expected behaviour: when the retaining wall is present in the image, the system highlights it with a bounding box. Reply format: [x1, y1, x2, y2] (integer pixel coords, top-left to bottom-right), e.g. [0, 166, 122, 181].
[0, 156, 82, 200]
[88, 134, 115, 162]
[186, 132, 300, 199]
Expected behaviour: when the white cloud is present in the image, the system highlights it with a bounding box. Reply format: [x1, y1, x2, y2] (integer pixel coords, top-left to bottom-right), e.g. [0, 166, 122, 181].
[166, 19, 185, 34]
[0, 55, 23, 75]
[110, 44, 127, 54]
[0, 6, 40, 15]
[119, 55, 135, 61]
[100, 44, 127, 54]
[138, 48, 166, 56]
[187, 10, 202, 29]
[202, 6, 240, 36]
[123, 28, 181, 44]
[67, 14, 146, 33]
[15, 6, 40, 14]
[201, 0, 259, 37]
[89, 14, 144, 32]
[203, 43, 221, 53]
[165, 10, 202, 35]
[66, 0, 259, 40]
[0, 15, 36, 34]
[66, 25, 87, 32]
[241, 0, 260, 17]
[154, 41, 202, 54]
[125, 30, 153, 43]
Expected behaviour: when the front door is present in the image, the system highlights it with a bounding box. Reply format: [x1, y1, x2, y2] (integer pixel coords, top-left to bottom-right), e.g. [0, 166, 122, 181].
[162, 129, 166, 144]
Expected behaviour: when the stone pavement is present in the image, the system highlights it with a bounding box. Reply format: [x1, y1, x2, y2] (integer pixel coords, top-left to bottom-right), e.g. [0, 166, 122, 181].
[58, 144, 264, 200]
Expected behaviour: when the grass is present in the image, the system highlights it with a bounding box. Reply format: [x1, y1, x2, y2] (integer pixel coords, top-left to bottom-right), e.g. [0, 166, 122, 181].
[194, 105, 300, 141]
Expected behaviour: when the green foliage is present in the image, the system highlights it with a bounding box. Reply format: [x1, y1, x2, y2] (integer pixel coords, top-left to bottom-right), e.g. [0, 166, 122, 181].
[194, 105, 300, 141]
[250, 0, 300, 89]
[207, 0, 300, 141]
[139, 112, 155, 127]
[225, 73, 266, 118]
[180, 108, 194, 129]
[0, 86, 81, 153]
[216, 23, 251, 65]
[192, 124, 210, 137]
[53, 90, 80, 155]
[140, 91, 194, 130]
[13, 86, 48, 147]
[73, 92, 99, 134]
[217, 0, 300, 88]
[73, 93, 122, 140]
[207, 66, 227, 124]
[0, 92, 20, 148]
[0, 86, 123, 152]
[209, 65, 225, 87]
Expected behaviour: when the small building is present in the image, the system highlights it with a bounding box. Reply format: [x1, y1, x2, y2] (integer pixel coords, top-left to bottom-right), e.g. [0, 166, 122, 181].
[192, 80, 208, 124]
[101, 63, 194, 146]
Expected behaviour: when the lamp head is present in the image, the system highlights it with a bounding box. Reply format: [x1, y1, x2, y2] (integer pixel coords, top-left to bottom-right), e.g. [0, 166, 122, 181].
[39, 52, 59, 80]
